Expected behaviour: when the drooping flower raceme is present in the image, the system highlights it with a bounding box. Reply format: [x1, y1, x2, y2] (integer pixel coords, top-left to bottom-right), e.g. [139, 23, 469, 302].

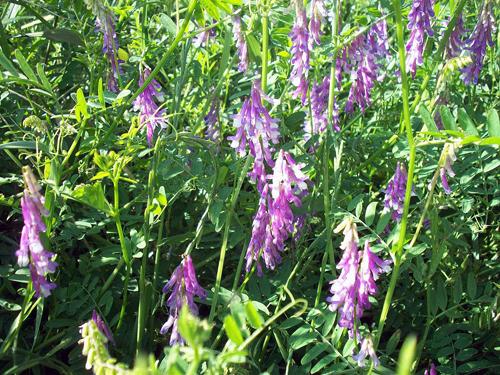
[405, 0, 435, 78]
[228, 81, 280, 191]
[204, 97, 220, 144]
[309, 0, 326, 46]
[383, 162, 408, 222]
[444, 14, 466, 59]
[16, 166, 57, 297]
[461, 1, 495, 85]
[160, 255, 206, 345]
[290, 6, 310, 104]
[439, 142, 458, 194]
[233, 16, 249, 72]
[304, 76, 331, 145]
[353, 336, 380, 368]
[133, 68, 167, 146]
[327, 219, 390, 336]
[245, 151, 309, 273]
[345, 53, 378, 113]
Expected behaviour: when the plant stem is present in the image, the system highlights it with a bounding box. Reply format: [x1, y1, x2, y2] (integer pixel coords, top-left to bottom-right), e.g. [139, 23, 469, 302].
[208, 156, 252, 323]
[374, 0, 416, 350]
[261, 13, 269, 92]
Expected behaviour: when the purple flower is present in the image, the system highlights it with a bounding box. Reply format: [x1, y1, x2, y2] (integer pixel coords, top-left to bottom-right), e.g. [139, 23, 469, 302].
[204, 97, 220, 144]
[304, 76, 330, 145]
[461, 1, 495, 85]
[245, 150, 309, 273]
[133, 68, 167, 146]
[95, 11, 121, 92]
[383, 162, 408, 222]
[353, 336, 380, 368]
[290, 7, 310, 104]
[358, 241, 391, 312]
[160, 255, 206, 345]
[327, 220, 390, 336]
[424, 363, 438, 375]
[405, 0, 435, 78]
[16, 166, 57, 298]
[92, 310, 115, 344]
[345, 53, 378, 113]
[439, 143, 457, 194]
[228, 81, 280, 191]
[328, 218, 360, 333]
[445, 14, 466, 59]
[309, 0, 326, 46]
[233, 16, 249, 72]
[193, 24, 216, 48]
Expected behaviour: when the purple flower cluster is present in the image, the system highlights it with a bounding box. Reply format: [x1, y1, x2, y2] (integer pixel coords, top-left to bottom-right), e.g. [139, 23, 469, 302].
[290, 7, 310, 104]
[309, 0, 326, 46]
[133, 68, 167, 146]
[204, 97, 220, 144]
[16, 166, 57, 297]
[424, 363, 438, 375]
[245, 150, 308, 274]
[353, 336, 380, 368]
[327, 219, 390, 336]
[461, 1, 495, 85]
[336, 20, 389, 113]
[228, 81, 280, 191]
[95, 9, 121, 92]
[233, 16, 249, 72]
[92, 310, 114, 344]
[405, 0, 435, 78]
[193, 25, 216, 48]
[439, 143, 457, 194]
[444, 14, 466, 60]
[383, 162, 408, 222]
[303, 76, 330, 145]
[160, 255, 206, 345]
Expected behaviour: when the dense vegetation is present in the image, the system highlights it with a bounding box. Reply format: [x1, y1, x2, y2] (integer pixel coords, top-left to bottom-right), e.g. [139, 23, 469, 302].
[0, 0, 498, 374]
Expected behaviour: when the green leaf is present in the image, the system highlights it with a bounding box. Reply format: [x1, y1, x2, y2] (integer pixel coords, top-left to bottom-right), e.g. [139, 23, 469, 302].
[244, 301, 264, 329]
[486, 108, 500, 137]
[224, 315, 244, 345]
[0, 47, 19, 76]
[75, 88, 89, 121]
[72, 183, 111, 214]
[290, 327, 317, 350]
[36, 63, 53, 93]
[386, 329, 401, 355]
[301, 343, 329, 365]
[311, 354, 336, 374]
[0, 141, 36, 150]
[439, 105, 457, 131]
[246, 34, 261, 61]
[159, 14, 177, 36]
[396, 335, 417, 375]
[436, 277, 448, 311]
[376, 211, 391, 234]
[453, 275, 462, 303]
[419, 105, 438, 131]
[457, 108, 479, 136]
[43, 28, 84, 46]
[466, 272, 476, 299]
[200, 0, 220, 20]
[14, 50, 38, 83]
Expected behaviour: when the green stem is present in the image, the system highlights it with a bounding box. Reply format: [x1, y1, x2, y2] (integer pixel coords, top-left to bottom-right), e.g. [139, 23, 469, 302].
[208, 156, 252, 323]
[374, 0, 416, 350]
[61, 120, 86, 168]
[261, 14, 269, 92]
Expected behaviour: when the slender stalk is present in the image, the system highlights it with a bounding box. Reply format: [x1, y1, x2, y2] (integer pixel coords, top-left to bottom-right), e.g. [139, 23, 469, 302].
[61, 119, 86, 168]
[374, 0, 416, 350]
[261, 13, 269, 92]
[208, 156, 252, 323]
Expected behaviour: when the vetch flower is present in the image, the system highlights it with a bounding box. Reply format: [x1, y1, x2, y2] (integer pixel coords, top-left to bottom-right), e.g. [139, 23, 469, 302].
[204, 97, 220, 144]
[160, 255, 206, 345]
[233, 16, 249, 72]
[193, 23, 216, 48]
[303, 76, 330, 145]
[290, 5, 310, 104]
[439, 142, 457, 194]
[353, 336, 380, 368]
[228, 81, 280, 191]
[16, 166, 57, 297]
[245, 151, 309, 273]
[424, 363, 438, 375]
[444, 14, 466, 59]
[405, 0, 435, 78]
[345, 53, 378, 113]
[461, 1, 495, 85]
[92, 310, 115, 345]
[309, 0, 326, 46]
[133, 68, 167, 146]
[383, 162, 408, 222]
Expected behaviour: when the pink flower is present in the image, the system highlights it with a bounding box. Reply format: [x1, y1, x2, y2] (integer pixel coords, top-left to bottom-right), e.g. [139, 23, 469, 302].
[290, 7, 310, 104]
